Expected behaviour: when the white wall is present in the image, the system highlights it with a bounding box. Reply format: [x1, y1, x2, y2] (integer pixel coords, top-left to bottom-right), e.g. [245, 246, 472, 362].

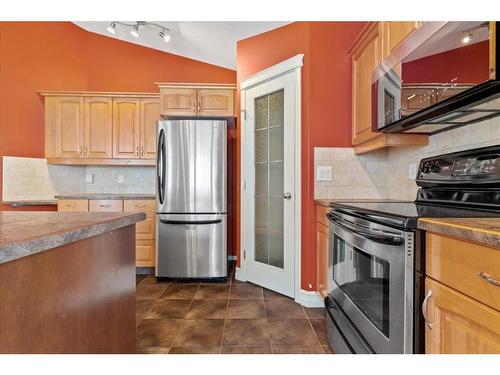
[315, 118, 500, 201]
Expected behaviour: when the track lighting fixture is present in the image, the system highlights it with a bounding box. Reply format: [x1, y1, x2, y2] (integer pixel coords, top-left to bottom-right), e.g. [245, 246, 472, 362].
[106, 22, 171, 43]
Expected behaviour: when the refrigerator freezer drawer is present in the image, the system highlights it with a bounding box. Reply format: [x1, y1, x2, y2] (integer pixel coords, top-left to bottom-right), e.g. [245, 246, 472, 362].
[156, 214, 227, 278]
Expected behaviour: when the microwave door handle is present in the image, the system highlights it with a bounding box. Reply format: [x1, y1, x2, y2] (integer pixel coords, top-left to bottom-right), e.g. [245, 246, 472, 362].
[157, 129, 166, 204]
[327, 213, 404, 246]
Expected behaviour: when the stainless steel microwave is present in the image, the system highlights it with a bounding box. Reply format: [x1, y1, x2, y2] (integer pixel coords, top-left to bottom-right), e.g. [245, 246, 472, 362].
[373, 22, 500, 134]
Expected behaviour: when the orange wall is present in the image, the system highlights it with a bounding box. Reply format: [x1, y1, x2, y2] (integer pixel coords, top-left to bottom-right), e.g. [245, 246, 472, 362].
[0, 22, 235, 212]
[236, 22, 365, 290]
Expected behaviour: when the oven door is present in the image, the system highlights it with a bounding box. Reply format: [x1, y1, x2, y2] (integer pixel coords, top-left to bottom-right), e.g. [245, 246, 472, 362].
[327, 212, 414, 354]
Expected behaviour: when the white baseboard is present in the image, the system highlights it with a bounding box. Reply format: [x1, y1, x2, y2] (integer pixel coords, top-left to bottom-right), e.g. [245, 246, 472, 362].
[295, 289, 324, 308]
[235, 267, 245, 282]
[227, 255, 237, 261]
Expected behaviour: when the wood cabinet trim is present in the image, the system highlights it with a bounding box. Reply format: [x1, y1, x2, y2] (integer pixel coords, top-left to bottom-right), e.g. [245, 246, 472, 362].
[156, 82, 237, 90]
[40, 91, 159, 98]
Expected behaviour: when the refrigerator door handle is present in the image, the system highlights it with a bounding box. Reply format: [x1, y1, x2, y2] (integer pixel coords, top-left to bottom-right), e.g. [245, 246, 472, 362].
[157, 128, 166, 204]
[159, 218, 222, 225]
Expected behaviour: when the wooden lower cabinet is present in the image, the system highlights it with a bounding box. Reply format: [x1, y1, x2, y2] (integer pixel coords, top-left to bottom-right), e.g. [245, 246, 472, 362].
[316, 205, 330, 297]
[57, 199, 89, 212]
[424, 278, 500, 354]
[136, 239, 156, 268]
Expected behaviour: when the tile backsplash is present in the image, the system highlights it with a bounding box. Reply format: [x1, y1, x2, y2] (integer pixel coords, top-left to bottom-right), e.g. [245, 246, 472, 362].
[315, 118, 500, 201]
[2, 156, 155, 202]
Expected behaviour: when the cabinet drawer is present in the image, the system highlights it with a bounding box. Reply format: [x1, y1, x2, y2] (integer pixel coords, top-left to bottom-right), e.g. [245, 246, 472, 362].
[426, 233, 500, 311]
[136, 239, 155, 267]
[57, 199, 89, 212]
[89, 199, 123, 212]
[316, 205, 329, 227]
[123, 199, 155, 215]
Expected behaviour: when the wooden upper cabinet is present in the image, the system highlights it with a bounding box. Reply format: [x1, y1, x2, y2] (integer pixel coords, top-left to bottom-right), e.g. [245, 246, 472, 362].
[424, 278, 500, 354]
[140, 99, 160, 159]
[352, 24, 380, 146]
[45, 96, 85, 158]
[160, 88, 197, 116]
[197, 89, 234, 116]
[380, 21, 421, 59]
[113, 98, 141, 159]
[84, 97, 113, 158]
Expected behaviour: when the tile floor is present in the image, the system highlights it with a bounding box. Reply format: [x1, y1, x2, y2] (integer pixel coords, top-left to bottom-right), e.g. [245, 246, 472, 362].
[135, 267, 332, 354]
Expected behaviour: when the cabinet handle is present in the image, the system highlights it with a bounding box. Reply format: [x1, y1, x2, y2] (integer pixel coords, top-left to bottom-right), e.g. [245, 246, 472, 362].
[79, 146, 83, 157]
[84, 146, 88, 157]
[478, 272, 500, 287]
[422, 289, 433, 329]
[99, 204, 111, 208]
[134, 204, 146, 208]
[136, 146, 140, 157]
[197, 103, 201, 113]
[192, 100, 196, 113]
[141, 146, 144, 157]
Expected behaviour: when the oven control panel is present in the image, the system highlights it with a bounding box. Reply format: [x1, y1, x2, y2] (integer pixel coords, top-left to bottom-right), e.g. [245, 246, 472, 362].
[416, 145, 500, 186]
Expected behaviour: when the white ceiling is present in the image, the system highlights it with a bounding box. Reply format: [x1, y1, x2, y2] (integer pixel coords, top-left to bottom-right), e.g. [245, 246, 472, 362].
[74, 21, 290, 70]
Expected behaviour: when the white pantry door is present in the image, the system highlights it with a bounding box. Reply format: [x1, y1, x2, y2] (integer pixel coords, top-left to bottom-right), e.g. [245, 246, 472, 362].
[242, 71, 296, 297]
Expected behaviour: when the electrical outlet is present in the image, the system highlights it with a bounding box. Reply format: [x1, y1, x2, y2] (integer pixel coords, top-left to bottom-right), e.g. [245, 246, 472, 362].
[409, 164, 417, 180]
[118, 174, 125, 184]
[316, 165, 333, 182]
[85, 174, 94, 184]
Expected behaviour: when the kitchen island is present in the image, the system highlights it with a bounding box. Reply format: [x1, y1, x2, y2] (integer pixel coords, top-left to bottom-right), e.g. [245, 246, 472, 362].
[0, 211, 145, 353]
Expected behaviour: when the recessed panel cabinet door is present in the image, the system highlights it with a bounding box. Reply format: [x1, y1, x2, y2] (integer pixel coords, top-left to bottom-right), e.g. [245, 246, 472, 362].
[113, 98, 141, 159]
[45, 96, 84, 158]
[160, 88, 197, 116]
[382, 21, 420, 57]
[84, 97, 113, 158]
[424, 278, 500, 354]
[197, 89, 234, 116]
[140, 99, 160, 159]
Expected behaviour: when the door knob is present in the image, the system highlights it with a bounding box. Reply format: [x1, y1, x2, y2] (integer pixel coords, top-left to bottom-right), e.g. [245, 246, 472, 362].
[284, 192, 292, 199]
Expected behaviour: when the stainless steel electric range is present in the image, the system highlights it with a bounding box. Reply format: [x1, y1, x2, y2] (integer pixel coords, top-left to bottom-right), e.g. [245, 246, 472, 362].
[325, 145, 500, 354]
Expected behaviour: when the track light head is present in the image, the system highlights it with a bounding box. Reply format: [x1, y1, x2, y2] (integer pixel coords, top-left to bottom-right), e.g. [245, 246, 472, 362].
[130, 24, 140, 38]
[106, 22, 116, 35]
[159, 29, 171, 43]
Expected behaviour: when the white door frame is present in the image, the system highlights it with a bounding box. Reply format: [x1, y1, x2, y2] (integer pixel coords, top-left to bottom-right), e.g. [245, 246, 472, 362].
[238, 54, 320, 306]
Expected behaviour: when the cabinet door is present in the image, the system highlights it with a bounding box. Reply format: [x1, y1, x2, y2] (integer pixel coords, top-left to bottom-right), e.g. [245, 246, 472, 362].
[352, 29, 380, 145]
[45, 96, 85, 158]
[57, 199, 89, 212]
[113, 98, 141, 159]
[140, 99, 160, 159]
[382, 21, 420, 57]
[136, 239, 155, 267]
[84, 97, 113, 158]
[160, 88, 197, 116]
[197, 89, 234, 117]
[424, 278, 500, 354]
[316, 222, 329, 297]
[123, 200, 156, 240]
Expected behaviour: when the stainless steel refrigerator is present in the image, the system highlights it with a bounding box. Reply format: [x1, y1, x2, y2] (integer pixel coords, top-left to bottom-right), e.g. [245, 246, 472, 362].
[156, 118, 227, 278]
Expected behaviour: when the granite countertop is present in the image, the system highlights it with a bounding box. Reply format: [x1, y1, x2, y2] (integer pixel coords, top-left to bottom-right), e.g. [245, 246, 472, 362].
[55, 194, 156, 200]
[418, 218, 500, 249]
[0, 211, 146, 265]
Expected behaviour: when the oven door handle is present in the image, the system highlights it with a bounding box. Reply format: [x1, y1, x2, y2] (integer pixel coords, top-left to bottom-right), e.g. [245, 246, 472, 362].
[327, 212, 404, 246]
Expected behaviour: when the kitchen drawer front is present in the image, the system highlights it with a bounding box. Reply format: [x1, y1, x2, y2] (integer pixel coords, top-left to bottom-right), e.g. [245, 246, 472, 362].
[123, 199, 155, 215]
[136, 239, 155, 267]
[89, 199, 123, 212]
[57, 199, 89, 212]
[426, 233, 500, 311]
[316, 205, 329, 227]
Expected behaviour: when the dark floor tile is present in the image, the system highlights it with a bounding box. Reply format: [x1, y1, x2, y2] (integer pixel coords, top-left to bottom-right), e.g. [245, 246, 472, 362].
[136, 275, 147, 286]
[136, 346, 171, 354]
[146, 299, 192, 319]
[227, 299, 266, 319]
[267, 319, 320, 346]
[221, 346, 272, 354]
[222, 319, 270, 346]
[323, 345, 334, 354]
[265, 299, 307, 319]
[136, 284, 170, 300]
[162, 284, 199, 299]
[229, 284, 263, 299]
[310, 319, 328, 344]
[272, 345, 325, 354]
[194, 284, 230, 299]
[136, 300, 154, 323]
[172, 320, 225, 347]
[186, 299, 227, 319]
[303, 307, 327, 319]
[136, 319, 182, 349]
[263, 288, 290, 299]
[169, 347, 221, 354]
